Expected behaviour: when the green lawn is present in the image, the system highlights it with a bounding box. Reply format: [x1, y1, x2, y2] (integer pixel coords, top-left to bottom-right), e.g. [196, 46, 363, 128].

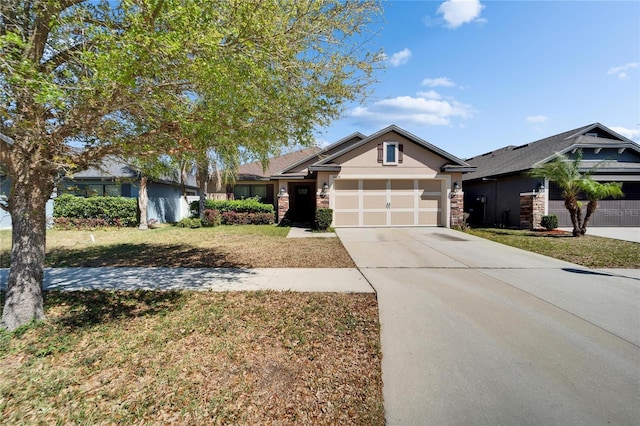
[465, 228, 639, 269]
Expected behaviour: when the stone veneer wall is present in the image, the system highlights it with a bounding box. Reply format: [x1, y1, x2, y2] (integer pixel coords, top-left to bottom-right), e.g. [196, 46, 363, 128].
[520, 193, 545, 229]
[450, 191, 464, 228]
[277, 193, 289, 222]
[316, 195, 329, 209]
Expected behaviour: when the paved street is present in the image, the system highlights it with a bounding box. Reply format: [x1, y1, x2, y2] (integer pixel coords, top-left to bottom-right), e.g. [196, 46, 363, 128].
[337, 227, 640, 425]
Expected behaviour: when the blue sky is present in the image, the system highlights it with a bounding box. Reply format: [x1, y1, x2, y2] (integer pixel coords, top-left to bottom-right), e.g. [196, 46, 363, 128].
[314, 0, 640, 160]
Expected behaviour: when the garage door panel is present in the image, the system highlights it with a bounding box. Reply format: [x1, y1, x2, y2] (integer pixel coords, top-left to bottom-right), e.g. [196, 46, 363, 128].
[419, 198, 440, 209]
[363, 212, 387, 226]
[391, 179, 414, 190]
[419, 211, 441, 225]
[335, 180, 358, 191]
[335, 196, 359, 210]
[334, 212, 359, 226]
[363, 180, 386, 191]
[391, 195, 414, 209]
[391, 211, 414, 226]
[363, 195, 387, 209]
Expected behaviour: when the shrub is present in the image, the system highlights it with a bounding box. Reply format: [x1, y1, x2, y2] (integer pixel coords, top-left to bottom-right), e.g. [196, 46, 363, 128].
[202, 209, 222, 227]
[176, 217, 203, 228]
[190, 197, 274, 216]
[221, 211, 275, 225]
[314, 208, 333, 231]
[54, 194, 137, 227]
[540, 215, 558, 230]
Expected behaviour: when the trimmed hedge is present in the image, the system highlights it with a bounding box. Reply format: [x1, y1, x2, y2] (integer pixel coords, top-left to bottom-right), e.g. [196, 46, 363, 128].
[190, 198, 274, 215]
[221, 211, 275, 225]
[314, 208, 333, 231]
[190, 198, 275, 225]
[53, 194, 137, 227]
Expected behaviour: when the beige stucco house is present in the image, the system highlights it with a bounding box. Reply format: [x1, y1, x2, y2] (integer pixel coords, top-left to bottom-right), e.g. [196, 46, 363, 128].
[210, 125, 475, 227]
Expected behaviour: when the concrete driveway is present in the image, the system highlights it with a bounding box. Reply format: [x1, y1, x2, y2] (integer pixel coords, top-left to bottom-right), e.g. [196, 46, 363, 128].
[336, 227, 640, 425]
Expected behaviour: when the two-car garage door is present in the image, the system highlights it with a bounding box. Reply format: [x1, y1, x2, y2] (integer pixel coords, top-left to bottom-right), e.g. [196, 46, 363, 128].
[333, 179, 443, 227]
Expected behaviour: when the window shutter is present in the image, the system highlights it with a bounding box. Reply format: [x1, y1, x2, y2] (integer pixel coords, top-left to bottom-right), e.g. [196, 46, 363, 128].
[398, 144, 404, 163]
[377, 143, 383, 163]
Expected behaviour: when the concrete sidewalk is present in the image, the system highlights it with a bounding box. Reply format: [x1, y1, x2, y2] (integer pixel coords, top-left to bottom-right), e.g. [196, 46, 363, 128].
[0, 267, 374, 293]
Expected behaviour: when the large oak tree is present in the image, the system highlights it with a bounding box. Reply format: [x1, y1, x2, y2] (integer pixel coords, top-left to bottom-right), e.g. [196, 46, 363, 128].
[0, 0, 381, 330]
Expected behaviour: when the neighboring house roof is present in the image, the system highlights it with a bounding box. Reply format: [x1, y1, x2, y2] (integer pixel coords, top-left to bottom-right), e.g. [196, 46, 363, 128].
[237, 147, 322, 180]
[464, 123, 640, 181]
[70, 156, 199, 188]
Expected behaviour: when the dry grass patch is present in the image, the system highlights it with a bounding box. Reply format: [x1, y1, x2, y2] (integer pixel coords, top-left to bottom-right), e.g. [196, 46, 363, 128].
[0, 226, 355, 268]
[0, 291, 383, 424]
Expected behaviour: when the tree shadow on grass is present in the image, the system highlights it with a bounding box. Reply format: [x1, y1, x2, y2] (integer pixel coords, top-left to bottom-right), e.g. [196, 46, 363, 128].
[45, 243, 250, 268]
[45, 290, 188, 329]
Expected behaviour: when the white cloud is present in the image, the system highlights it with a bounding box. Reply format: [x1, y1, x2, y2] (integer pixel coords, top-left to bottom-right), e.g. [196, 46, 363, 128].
[416, 90, 443, 100]
[610, 126, 640, 141]
[349, 92, 473, 127]
[438, 0, 485, 29]
[526, 115, 549, 123]
[607, 62, 639, 79]
[421, 77, 456, 88]
[385, 48, 412, 67]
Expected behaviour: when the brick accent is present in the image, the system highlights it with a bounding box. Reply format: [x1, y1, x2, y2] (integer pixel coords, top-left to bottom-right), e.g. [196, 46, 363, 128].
[520, 193, 545, 229]
[450, 191, 464, 228]
[316, 195, 329, 209]
[277, 194, 289, 222]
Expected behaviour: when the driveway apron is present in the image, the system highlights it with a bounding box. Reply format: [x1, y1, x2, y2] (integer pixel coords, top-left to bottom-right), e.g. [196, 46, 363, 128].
[336, 227, 640, 425]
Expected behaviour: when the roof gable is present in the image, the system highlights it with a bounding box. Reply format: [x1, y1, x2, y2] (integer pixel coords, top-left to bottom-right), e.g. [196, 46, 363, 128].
[310, 125, 472, 170]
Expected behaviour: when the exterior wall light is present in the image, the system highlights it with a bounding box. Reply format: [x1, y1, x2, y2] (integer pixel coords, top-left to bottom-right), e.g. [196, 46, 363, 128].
[453, 182, 460, 192]
[533, 182, 545, 194]
[278, 186, 286, 197]
[320, 182, 329, 198]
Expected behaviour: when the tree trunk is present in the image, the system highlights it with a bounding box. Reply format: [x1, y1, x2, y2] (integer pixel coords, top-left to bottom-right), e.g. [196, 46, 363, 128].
[580, 199, 598, 235]
[138, 175, 149, 230]
[2, 178, 51, 331]
[564, 196, 582, 237]
[197, 163, 208, 220]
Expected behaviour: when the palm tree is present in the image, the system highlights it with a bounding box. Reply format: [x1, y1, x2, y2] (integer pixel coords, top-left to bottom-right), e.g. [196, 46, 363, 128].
[530, 152, 584, 236]
[579, 179, 623, 235]
[529, 150, 624, 237]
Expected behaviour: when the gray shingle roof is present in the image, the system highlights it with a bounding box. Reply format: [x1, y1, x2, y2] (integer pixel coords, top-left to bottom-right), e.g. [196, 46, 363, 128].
[463, 123, 640, 181]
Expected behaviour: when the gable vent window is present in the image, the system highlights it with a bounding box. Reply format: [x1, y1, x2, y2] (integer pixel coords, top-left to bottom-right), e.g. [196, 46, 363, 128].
[378, 142, 403, 165]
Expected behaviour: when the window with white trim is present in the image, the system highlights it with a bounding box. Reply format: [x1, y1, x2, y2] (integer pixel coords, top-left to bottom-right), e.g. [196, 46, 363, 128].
[383, 142, 398, 165]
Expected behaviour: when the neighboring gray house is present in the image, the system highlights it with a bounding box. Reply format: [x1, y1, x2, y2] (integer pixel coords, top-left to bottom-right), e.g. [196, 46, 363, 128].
[463, 123, 640, 228]
[1, 156, 199, 229]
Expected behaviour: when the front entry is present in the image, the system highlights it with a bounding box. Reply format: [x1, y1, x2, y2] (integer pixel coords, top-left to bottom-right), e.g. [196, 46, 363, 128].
[288, 183, 315, 223]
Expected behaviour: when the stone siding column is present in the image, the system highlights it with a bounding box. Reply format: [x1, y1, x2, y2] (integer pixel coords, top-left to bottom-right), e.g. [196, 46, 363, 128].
[520, 192, 545, 229]
[316, 195, 329, 209]
[277, 193, 289, 223]
[450, 191, 464, 228]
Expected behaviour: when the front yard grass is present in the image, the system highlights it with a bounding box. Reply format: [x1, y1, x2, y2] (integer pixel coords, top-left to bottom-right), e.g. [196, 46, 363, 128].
[0, 225, 355, 268]
[0, 291, 383, 424]
[465, 228, 639, 269]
